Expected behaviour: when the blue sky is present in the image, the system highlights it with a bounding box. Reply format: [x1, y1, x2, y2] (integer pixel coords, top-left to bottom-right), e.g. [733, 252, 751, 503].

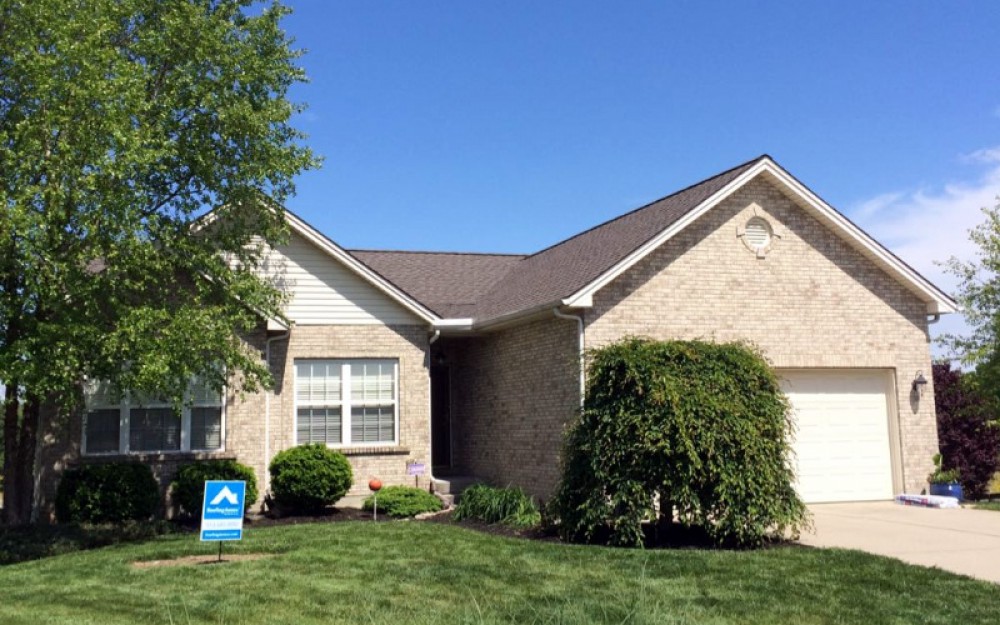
[279, 1, 1000, 345]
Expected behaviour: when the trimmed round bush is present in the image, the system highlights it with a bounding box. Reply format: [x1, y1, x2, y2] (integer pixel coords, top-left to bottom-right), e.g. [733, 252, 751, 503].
[268, 444, 353, 513]
[362, 485, 443, 518]
[551, 338, 809, 548]
[55, 463, 160, 523]
[171, 459, 259, 518]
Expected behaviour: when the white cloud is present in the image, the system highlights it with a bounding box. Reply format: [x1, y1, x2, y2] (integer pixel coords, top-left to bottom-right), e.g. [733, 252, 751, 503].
[849, 148, 1000, 357]
[961, 146, 1000, 164]
[852, 191, 905, 220]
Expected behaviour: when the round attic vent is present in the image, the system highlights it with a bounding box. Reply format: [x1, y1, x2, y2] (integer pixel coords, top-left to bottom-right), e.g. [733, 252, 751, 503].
[744, 217, 772, 250]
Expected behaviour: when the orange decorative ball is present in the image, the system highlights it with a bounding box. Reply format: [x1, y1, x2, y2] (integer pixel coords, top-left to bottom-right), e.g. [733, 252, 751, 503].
[368, 478, 383, 492]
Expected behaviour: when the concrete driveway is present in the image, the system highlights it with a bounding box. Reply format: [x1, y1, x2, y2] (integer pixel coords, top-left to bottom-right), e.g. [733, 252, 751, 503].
[799, 502, 1000, 583]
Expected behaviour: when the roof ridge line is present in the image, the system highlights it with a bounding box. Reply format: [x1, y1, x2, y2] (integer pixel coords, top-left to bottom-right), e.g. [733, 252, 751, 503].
[348, 248, 527, 257]
[519, 154, 770, 261]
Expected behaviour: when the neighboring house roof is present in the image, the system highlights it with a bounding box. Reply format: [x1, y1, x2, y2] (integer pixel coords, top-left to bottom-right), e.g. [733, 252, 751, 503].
[348, 250, 525, 318]
[280, 155, 958, 327]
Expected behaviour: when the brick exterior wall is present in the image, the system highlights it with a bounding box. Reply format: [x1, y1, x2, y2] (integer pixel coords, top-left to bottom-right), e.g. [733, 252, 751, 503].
[262, 324, 431, 499]
[33, 323, 431, 520]
[584, 176, 938, 495]
[441, 316, 579, 500]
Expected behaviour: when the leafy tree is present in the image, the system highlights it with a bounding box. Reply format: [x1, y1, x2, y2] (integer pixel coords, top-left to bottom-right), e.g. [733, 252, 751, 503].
[0, 0, 316, 524]
[942, 200, 1000, 384]
[551, 338, 808, 548]
[933, 363, 1000, 499]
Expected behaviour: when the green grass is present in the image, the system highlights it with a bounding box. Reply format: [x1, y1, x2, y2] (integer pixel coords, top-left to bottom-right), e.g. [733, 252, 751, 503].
[2, 521, 1000, 624]
[0, 521, 176, 565]
[973, 501, 1000, 512]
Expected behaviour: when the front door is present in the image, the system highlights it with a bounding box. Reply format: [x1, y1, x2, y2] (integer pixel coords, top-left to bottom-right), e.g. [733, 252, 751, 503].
[431, 365, 452, 469]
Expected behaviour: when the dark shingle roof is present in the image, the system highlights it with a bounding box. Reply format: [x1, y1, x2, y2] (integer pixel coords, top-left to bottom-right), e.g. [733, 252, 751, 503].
[467, 155, 766, 321]
[348, 250, 525, 318]
[348, 155, 767, 323]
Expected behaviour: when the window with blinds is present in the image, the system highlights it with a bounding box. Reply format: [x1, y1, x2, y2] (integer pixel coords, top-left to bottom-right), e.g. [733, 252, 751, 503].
[295, 359, 397, 446]
[190, 378, 223, 451]
[81, 377, 225, 455]
[83, 380, 122, 454]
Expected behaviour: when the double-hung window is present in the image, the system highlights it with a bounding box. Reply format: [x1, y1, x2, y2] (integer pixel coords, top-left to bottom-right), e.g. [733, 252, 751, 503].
[295, 359, 398, 446]
[83, 378, 225, 455]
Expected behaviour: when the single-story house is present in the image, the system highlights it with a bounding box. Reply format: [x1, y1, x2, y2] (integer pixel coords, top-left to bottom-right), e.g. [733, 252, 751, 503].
[35, 155, 957, 517]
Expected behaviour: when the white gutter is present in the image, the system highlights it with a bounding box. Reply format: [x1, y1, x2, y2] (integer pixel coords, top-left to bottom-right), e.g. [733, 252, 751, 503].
[264, 329, 290, 497]
[433, 319, 474, 330]
[553, 308, 585, 408]
[427, 330, 441, 493]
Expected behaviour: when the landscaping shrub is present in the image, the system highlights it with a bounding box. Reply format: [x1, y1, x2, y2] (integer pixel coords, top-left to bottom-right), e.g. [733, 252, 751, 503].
[454, 484, 541, 528]
[362, 485, 443, 518]
[268, 444, 352, 513]
[551, 338, 808, 548]
[55, 463, 159, 523]
[171, 459, 258, 518]
[933, 363, 1000, 499]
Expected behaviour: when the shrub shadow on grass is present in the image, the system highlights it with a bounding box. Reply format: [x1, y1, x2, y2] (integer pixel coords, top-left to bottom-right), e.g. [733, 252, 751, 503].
[0, 521, 178, 566]
[429, 511, 799, 552]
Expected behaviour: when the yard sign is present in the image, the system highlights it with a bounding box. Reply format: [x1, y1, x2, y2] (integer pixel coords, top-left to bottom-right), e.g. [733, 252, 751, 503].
[200, 480, 246, 542]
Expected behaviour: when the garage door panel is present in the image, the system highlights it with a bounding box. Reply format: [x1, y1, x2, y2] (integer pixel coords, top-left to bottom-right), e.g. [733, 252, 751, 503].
[780, 370, 895, 503]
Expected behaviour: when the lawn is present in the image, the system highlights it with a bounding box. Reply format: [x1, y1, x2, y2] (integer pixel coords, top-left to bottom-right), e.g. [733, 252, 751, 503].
[1, 521, 999, 624]
[973, 501, 1000, 512]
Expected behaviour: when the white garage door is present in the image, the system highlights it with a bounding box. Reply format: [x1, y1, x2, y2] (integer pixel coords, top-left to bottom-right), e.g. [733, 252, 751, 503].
[780, 370, 895, 503]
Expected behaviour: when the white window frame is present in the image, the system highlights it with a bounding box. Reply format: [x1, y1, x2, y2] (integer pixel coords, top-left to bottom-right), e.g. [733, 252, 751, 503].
[293, 359, 400, 448]
[82, 383, 227, 456]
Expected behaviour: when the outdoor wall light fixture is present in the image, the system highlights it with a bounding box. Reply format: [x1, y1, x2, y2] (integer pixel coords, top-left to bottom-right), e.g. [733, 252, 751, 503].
[912, 371, 928, 395]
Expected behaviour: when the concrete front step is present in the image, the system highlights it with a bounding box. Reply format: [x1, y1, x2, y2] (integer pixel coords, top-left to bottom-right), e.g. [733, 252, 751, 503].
[432, 476, 480, 496]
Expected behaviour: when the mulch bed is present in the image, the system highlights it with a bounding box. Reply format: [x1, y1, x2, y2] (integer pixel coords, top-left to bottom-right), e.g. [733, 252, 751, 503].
[423, 509, 559, 542]
[246, 506, 387, 528]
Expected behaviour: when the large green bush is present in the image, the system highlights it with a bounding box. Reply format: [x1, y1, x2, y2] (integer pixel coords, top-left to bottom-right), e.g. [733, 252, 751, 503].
[268, 444, 352, 513]
[171, 460, 258, 518]
[551, 338, 808, 548]
[454, 484, 541, 529]
[55, 463, 160, 523]
[362, 485, 443, 518]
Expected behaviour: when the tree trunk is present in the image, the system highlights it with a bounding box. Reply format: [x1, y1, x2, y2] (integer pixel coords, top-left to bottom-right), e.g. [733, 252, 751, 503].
[3, 384, 23, 525]
[2, 387, 39, 526]
[655, 490, 674, 547]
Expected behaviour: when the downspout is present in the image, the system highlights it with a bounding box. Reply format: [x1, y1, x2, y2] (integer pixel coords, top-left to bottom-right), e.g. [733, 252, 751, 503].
[427, 330, 441, 491]
[927, 313, 941, 324]
[264, 329, 290, 498]
[553, 308, 585, 408]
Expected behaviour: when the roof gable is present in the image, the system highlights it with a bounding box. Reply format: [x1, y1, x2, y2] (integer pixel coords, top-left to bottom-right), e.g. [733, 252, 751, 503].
[449, 156, 955, 324]
[555, 158, 956, 316]
[268, 156, 957, 328]
[280, 211, 440, 324]
[466, 156, 768, 323]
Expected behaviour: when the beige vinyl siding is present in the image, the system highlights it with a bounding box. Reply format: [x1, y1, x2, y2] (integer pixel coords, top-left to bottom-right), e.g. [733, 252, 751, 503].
[265, 233, 421, 325]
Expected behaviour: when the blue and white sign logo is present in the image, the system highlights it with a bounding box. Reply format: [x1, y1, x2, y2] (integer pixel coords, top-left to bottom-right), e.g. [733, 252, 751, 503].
[200, 480, 246, 542]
